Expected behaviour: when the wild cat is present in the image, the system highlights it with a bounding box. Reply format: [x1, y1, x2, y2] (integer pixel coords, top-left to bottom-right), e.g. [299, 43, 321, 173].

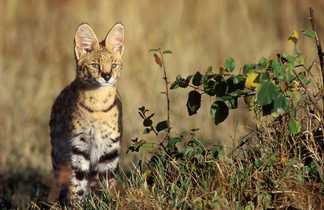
[48, 23, 124, 203]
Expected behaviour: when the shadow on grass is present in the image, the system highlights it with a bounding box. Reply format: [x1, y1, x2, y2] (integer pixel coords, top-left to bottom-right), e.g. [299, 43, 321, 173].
[0, 167, 51, 209]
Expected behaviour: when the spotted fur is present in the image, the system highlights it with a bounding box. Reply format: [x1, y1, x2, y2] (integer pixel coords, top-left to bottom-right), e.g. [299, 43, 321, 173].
[48, 23, 125, 203]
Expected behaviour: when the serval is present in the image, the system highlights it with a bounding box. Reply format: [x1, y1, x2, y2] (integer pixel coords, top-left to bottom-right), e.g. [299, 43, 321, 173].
[48, 23, 124, 203]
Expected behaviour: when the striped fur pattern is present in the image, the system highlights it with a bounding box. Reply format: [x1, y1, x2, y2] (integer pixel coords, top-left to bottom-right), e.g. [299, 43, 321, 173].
[49, 23, 124, 203]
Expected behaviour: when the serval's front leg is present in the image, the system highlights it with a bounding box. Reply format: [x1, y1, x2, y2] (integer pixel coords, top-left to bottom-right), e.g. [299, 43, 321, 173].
[95, 141, 120, 190]
[68, 135, 91, 202]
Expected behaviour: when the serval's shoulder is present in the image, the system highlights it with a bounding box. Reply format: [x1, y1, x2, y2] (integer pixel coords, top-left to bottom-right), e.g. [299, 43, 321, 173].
[50, 81, 79, 139]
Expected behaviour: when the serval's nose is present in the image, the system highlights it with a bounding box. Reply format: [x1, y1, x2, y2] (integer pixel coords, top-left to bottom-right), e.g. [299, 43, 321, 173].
[101, 72, 111, 81]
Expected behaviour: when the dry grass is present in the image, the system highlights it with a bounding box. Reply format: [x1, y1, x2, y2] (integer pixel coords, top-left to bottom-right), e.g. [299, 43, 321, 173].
[0, 0, 324, 208]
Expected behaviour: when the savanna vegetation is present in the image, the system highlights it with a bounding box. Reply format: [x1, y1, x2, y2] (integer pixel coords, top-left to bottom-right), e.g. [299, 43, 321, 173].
[0, 1, 323, 209]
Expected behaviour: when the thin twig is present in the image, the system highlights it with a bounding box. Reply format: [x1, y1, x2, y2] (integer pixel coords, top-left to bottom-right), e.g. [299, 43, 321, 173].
[309, 8, 324, 114]
[229, 131, 256, 157]
[309, 8, 324, 77]
[292, 68, 323, 114]
[158, 50, 171, 137]
[150, 125, 158, 136]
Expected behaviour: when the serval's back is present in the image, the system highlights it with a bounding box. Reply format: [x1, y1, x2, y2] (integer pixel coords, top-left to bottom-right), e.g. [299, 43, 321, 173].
[49, 23, 125, 203]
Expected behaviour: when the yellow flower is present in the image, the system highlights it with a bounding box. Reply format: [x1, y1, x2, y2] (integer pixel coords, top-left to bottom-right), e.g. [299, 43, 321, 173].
[288, 31, 299, 44]
[245, 72, 259, 89]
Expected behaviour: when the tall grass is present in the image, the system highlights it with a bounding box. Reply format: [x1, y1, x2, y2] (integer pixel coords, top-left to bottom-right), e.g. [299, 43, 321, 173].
[0, 0, 324, 208]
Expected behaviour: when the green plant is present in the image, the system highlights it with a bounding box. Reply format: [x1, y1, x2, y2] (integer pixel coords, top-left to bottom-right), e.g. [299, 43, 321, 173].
[170, 34, 322, 136]
[125, 9, 324, 210]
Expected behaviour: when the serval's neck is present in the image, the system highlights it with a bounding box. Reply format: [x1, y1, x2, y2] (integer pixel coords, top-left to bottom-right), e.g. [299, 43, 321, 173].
[73, 80, 117, 112]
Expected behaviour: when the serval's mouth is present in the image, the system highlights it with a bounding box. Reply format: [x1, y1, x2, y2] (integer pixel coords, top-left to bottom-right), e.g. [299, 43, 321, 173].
[96, 76, 117, 87]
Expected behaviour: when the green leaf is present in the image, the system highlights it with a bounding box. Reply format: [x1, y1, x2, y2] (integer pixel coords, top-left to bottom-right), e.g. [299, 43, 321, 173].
[203, 75, 227, 96]
[149, 48, 160, 52]
[226, 75, 245, 93]
[295, 55, 305, 65]
[224, 57, 236, 72]
[127, 140, 146, 153]
[214, 75, 227, 97]
[203, 75, 217, 96]
[175, 75, 191, 88]
[170, 81, 180, 89]
[303, 30, 316, 39]
[143, 127, 151, 134]
[254, 159, 262, 168]
[288, 90, 301, 107]
[297, 73, 311, 85]
[186, 90, 201, 116]
[256, 81, 279, 106]
[166, 137, 181, 153]
[210, 100, 229, 125]
[259, 72, 270, 82]
[192, 71, 203, 86]
[138, 106, 146, 113]
[155, 120, 169, 132]
[258, 57, 269, 69]
[273, 94, 289, 114]
[283, 54, 295, 64]
[206, 66, 213, 74]
[271, 59, 285, 80]
[143, 118, 153, 127]
[143, 113, 154, 127]
[210, 145, 224, 159]
[221, 95, 238, 109]
[286, 68, 295, 82]
[167, 137, 181, 147]
[288, 118, 301, 136]
[162, 50, 173, 54]
[243, 64, 257, 74]
[232, 75, 245, 85]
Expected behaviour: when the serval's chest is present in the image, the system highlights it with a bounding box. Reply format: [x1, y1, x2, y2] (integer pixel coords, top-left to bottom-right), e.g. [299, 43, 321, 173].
[71, 103, 121, 141]
[67, 86, 122, 172]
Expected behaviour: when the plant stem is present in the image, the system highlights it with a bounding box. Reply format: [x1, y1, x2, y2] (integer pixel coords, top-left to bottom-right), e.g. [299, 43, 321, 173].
[158, 50, 171, 137]
[150, 125, 158, 136]
[292, 68, 323, 114]
[309, 8, 324, 114]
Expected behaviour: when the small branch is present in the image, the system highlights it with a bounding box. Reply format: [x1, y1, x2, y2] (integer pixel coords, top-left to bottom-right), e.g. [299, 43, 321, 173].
[292, 68, 323, 114]
[295, 62, 314, 73]
[229, 131, 256, 157]
[150, 125, 158, 136]
[309, 8, 324, 114]
[309, 8, 324, 76]
[158, 50, 171, 137]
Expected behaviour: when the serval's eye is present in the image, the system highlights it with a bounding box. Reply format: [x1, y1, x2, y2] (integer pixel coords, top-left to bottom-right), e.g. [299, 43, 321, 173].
[111, 63, 118, 69]
[90, 63, 100, 70]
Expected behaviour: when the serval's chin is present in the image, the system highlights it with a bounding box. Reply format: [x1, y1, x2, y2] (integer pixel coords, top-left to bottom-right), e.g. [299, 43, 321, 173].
[48, 23, 125, 204]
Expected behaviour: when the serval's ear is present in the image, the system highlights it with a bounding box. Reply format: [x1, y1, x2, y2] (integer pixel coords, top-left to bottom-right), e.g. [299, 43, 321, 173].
[74, 23, 99, 60]
[105, 23, 125, 57]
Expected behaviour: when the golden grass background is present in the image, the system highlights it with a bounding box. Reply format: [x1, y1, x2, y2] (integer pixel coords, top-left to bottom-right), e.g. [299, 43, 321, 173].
[0, 0, 323, 179]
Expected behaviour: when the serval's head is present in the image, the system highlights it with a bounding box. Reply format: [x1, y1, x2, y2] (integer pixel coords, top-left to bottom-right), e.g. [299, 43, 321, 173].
[74, 23, 124, 87]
